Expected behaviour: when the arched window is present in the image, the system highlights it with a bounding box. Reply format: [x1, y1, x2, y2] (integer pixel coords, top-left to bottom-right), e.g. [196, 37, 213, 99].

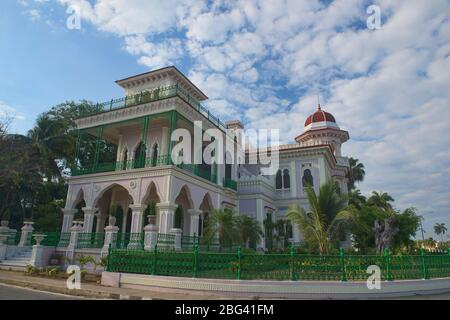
[198, 215, 203, 237]
[283, 169, 290, 189]
[302, 169, 314, 187]
[174, 205, 183, 229]
[122, 149, 128, 170]
[275, 170, 282, 189]
[133, 141, 146, 169]
[225, 152, 232, 180]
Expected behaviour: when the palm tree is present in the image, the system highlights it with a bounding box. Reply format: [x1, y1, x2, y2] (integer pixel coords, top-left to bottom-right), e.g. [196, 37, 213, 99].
[367, 191, 394, 211]
[347, 189, 367, 210]
[27, 114, 74, 178]
[233, 215, 263, 248]
[203, 208, 235, 249]
[434, 223, 447, 243]
[286, 181, 355, 254]
[346, 157, 365, 191]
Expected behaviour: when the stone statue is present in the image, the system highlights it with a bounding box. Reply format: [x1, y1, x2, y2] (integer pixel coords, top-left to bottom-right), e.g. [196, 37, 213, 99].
[373, 217, 399, 253]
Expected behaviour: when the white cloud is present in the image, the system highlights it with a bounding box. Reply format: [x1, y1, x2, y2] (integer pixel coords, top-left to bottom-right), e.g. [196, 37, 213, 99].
[0, 101, 25, 121]
[47, 0, 450, 235]
[124, 35, 184, 69]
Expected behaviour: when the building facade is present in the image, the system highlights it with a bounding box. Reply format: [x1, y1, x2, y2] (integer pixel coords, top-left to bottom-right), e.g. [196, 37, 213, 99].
[62, 66, 350, 250]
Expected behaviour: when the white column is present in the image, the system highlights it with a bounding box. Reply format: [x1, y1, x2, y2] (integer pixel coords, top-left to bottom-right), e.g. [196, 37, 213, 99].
[161, 127, 169, 156]
[0, 234, 8, 260]
[61, 208, 77, 233]
[18, 221, 34, 247]
[188, 209, 202, 236]
[290, 160, 297, 198]
[170, 228, 182, 251]
[157, 202, 178, 234]
[66, 221, 83, 264]
[256, 199, 265, 250]
[101, 225, 119, 256]
[129, 204, 147, 234]
[318, 157, 327, 187]
[82, 207, 96, 233]
[144, 224, 158, 251]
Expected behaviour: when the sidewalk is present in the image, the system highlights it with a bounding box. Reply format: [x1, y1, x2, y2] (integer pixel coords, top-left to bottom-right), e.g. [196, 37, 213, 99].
[0, 270, 234, 300]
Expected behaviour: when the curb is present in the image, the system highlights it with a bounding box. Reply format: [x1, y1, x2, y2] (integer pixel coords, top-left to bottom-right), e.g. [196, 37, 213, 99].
[0, 278, 139, 300]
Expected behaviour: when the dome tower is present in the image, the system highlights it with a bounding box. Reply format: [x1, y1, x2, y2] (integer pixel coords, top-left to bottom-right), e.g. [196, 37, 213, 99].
[295, 104, 349, 156]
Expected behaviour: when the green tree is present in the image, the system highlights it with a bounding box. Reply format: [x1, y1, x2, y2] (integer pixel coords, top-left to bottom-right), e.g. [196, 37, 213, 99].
[367, 191, 394, 211]
[346, 157, 365, 191]
[286, 181, 355, 254]
[27, 113, 74, 178]
[347, 189, 367, 210]
[233, 215, 263, 249]
[203, 208, 235, 249]
[434, 223, 447, 243]
[351, 205, 420, 253]
[391, 207, 421, 252]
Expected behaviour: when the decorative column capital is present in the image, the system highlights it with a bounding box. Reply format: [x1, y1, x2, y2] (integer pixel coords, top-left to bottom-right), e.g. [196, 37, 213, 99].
[61, 208, 78, 216]
[187, 209, 202, 216]
[129, 204, 147, 212]
[156, 202, 178, 211]
[82, 207, 96, 215]
[21, 221, 35, 231]
[70, 220, 84, 231]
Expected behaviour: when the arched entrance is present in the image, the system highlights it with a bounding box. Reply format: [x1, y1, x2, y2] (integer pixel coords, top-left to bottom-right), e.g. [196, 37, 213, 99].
[199, 193, 213, 237]
[174, 185, 193, 236]
[142, 182, 161, 229]
[93, 184, 134, 233]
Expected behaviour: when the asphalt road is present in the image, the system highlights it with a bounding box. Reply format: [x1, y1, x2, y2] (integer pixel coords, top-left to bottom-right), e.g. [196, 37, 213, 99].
[0, 284, 81, 300]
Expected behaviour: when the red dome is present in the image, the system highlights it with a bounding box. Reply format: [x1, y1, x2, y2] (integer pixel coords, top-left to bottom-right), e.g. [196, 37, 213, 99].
[304, 105, 336, 127]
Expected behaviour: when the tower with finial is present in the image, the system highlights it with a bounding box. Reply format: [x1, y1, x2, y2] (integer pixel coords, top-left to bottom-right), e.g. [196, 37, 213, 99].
[295, 102, 349, 156]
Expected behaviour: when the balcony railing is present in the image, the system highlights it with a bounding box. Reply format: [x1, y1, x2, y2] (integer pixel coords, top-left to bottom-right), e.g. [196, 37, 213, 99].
[72, 156, 218, 185]
[78, 84, 228, 131]
[223, 177, 237, 191]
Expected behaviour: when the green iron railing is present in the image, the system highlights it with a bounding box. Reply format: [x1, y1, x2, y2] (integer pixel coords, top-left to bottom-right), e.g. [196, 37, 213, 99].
[72, 155, 218, 185]
[76, 233, 105, 249]
[106, 246, 450, 281]
[112, 233, 144, 249]
[57, 232, 71, 247]
[223, 177, 237, 191]
[77, 84, 228, 131]
[157, 233, 175, 248]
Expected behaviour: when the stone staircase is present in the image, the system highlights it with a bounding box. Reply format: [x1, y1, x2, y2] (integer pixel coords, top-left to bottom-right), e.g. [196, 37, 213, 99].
[0, 247, 33, 270]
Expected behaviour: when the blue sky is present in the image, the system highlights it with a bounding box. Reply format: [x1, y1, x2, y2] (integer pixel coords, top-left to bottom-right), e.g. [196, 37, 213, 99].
[1, 0, 450, 238]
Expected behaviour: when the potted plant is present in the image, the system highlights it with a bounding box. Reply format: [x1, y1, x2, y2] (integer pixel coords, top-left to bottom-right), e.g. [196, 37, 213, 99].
[108, 204, 118, 226]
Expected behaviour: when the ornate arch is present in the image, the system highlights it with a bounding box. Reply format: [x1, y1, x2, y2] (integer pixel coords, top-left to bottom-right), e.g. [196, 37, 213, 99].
[92, 182, 135, 208]
[141, 180, 162, 204]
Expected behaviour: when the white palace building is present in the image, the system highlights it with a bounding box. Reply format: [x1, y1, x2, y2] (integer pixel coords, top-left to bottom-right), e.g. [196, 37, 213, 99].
[59, 66, 351, 252]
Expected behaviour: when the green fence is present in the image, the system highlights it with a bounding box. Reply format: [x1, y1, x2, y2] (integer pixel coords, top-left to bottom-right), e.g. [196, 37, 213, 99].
[112, 233, 144, 249]
[76, 233, 105, 249]
[107, 247, 450, 281]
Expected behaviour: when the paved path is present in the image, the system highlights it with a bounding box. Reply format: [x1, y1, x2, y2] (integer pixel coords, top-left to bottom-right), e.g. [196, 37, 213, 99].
[0, 283, 80, 300]
[0, 270, 223, 300]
